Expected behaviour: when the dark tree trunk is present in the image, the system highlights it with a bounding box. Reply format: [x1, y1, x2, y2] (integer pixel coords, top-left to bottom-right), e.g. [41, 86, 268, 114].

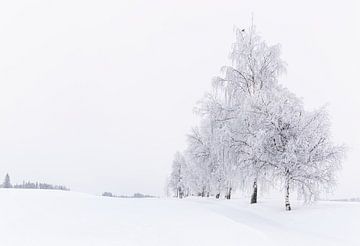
[178, 188, 183, 199]
[285, 181, 291, 211]
[201, 187, 205, 197]
[225, 187, 232, 199]
[250, 180, 257, 204]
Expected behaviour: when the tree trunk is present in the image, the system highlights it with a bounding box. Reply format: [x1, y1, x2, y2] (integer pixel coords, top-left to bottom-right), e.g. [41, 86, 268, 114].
[201, 187, 205, 197]
[250, 180, 257, 204]
[179, 187, 183, 199]
[285, 180, 291, 211]
[216, 181, 221, 199]
[225, 187, 232, 199]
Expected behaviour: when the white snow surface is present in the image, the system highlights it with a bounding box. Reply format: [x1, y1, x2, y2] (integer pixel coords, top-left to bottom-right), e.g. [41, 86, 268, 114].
[0, 189, 358, 246]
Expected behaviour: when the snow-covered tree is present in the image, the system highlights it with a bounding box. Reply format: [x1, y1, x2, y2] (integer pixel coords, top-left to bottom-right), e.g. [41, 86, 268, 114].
[185, 126, 213, 197]
[209, 25, 286, 203]
[254, 86, 344, 210]
[3, 173, 12, 188]
[169, 152, 188, 198]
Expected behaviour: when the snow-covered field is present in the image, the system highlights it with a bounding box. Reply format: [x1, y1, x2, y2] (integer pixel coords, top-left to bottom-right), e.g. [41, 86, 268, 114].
[0, 189, 358, 246]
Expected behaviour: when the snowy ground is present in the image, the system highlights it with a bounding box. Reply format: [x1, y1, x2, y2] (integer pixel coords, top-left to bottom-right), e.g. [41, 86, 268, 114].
[0, 189, 358, 246]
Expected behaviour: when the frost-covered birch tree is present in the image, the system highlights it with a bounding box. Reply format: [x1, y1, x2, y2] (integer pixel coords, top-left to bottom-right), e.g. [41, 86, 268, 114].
[211, 25, 286, 203]
[255, 86, 344, 210]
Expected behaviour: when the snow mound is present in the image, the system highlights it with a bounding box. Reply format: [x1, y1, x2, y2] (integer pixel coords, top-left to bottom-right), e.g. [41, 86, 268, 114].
[0, 189, 358, 246]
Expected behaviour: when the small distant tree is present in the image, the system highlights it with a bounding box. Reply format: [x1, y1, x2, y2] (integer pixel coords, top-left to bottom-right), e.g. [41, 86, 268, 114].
[102, 192, 113, 197]
[3, 173, 12, 188]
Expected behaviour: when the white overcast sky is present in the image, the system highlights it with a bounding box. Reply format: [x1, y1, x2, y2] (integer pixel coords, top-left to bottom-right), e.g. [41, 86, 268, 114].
[0, 0, 359, 197]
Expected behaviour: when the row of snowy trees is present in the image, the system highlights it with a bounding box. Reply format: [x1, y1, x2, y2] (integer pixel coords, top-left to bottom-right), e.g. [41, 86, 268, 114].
[168, 25, 345, 210]
[1, 173, 69, 191]
[13, 181, 69, 191]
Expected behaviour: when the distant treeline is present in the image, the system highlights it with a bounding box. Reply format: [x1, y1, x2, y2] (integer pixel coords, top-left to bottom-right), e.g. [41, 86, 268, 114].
[102, 192, 157, 198]
[1, 173, 69, 191]
[13, 181, 69, 191]
[328, 198, 360, 202]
